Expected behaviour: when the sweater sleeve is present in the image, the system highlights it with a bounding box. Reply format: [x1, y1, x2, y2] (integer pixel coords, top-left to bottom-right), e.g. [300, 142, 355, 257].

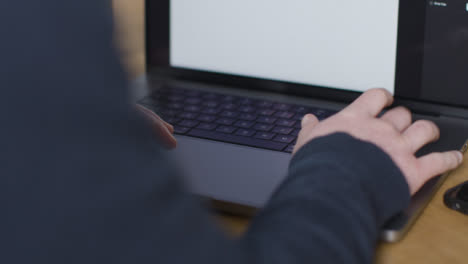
[243, 133, 411, 264]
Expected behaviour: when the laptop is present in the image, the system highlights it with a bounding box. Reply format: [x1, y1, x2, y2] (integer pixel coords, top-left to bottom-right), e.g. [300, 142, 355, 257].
[134, 0, 468, 242]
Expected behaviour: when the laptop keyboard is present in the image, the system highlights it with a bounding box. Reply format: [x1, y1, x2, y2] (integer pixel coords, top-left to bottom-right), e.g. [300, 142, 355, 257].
[138, 86, 337, 153]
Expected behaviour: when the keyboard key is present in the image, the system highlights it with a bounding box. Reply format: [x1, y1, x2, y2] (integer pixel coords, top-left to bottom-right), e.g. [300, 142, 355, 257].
[312, 109, 327, 116]
[203, 93, 219, 100]
[157, 94, 174, 104]
[166, 102, 184, 110]
[239, 98, 257, 105]
[294, 106, 310, 113]
[255, 132, 276, 140]
[311, 109, 336, 120]
[258, 109, 275, 116]
[291, 129, 301, 137]
[185, 98, 202, 105]
[178, 120, 199, 128]
[220, 111, 239, 118]
[184, 105, 202, 112]
[274, 111, 295, 119]
[160, 109, 179, 117]
[273, 103, 292, 111]
[170, 86, 187, 94]
[235, 129, 256, 137]
[202, 108, 222, 115]
[293, 114, 306, 121]
[238, 113, 257, 121]
[273, 135, 296, 144]
[202, 101, 219, 108]
[178, 112, 198, 120]
[222, 95, 238, 101]
[174, 126, 191, 135]
[257, 101, 273, 108]
[276, 119, 296, 127]
[216, 118, 236, 126]
[235, 120, 255, 129]
[285, 144, 296, 153]
[167, 95, 185, 102]
[197, 123, 217, 131]
[254, 123, 274, 131]
[257, 116, 277, 124]
[323, 110, 337, 119]
[238, 106, 256, 113]
[188, 129, 288, 151]
[222, 103, 238, 110]
[197, 115, 217, 123]
[159, 86, 185, 94]
[216, 126, 237, 134]
[272, 126, 294, 135]
[164, 117, 181, 124]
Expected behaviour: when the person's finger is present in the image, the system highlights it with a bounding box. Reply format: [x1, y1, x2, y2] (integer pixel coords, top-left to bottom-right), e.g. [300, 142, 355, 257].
[137, 105, 175, 132]
[343, 88, 394, 117]
[161, 120, 174, 133]
[380, 106, 412, 132]
[137, 104, 165, 123]
[301, 114, 319, 128]
[402, 120, 440, 153]
[153, 121, 178, 149]
[136, 104, 177, 149]
[414, 151, 464, 193]
[136, 104, 157, 117]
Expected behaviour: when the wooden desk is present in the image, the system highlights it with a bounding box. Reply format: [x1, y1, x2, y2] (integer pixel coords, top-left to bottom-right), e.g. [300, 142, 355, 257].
[113, 1, 468, 263]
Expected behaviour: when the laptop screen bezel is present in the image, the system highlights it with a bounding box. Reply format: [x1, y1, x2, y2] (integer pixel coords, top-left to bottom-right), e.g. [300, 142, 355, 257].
[145, 0, 466, 112]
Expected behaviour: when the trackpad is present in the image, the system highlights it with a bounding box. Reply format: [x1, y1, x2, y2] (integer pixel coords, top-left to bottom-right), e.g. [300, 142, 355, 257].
[169, 136, 291, 208]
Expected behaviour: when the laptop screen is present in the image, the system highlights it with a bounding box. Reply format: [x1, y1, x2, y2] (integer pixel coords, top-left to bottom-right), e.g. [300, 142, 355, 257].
[170, 0, 399, 94]
[147, 1, 468, 108]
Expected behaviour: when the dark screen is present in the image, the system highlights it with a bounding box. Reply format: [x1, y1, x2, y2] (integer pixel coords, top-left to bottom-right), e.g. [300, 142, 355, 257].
[420, 0, 468, 107]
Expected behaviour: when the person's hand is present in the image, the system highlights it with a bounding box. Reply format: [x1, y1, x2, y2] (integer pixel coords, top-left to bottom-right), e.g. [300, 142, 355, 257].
[294, 88, 464, 195]
[137, 104, 177, 149]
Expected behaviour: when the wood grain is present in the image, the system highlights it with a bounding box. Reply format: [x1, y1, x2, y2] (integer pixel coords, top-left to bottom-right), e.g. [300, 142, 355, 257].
[113, 1, 468, 262]
[375, 153, 468, 264]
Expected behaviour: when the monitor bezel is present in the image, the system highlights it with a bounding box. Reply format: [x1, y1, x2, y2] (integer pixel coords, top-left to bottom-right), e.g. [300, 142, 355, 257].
[145, 0, 467, 112]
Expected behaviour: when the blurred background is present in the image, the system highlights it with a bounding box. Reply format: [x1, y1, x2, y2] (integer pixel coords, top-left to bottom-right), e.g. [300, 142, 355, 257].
[113, 0, 145, 78]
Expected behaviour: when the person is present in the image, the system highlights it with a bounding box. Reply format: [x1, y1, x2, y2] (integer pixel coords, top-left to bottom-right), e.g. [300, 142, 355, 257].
[0, 1, 463, 263]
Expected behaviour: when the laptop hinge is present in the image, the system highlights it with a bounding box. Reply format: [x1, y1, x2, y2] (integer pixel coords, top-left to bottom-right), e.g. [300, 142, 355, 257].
[395, 99, 468, 120]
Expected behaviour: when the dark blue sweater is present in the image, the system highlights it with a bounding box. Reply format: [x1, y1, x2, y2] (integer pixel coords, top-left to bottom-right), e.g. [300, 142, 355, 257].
[0, 1, 410, 263]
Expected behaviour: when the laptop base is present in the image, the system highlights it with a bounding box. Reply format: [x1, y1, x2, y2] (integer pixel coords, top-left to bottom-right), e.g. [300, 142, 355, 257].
[133, 76, 468, 242]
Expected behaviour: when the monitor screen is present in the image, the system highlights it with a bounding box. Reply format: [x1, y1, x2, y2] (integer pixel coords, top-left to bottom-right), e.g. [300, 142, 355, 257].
[170, 0, 399, 94]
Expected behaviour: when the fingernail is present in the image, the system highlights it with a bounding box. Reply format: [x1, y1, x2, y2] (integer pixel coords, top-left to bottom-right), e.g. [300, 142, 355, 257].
[456, 151, 464, 164]
[301, 114, 314, 128]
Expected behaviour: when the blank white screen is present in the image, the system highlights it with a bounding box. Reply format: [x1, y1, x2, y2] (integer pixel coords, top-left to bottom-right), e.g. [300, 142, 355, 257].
[171, 0, 399, 93]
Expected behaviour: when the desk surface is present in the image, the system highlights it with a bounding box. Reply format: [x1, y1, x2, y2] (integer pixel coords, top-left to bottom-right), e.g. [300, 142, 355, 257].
[113, 1, 468, 263]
